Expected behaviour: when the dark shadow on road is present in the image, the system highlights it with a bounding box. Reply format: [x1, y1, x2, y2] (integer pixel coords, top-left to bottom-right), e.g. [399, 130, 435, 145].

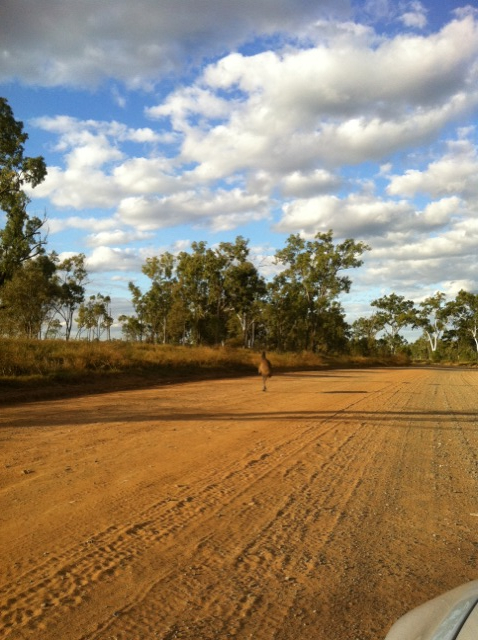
[3, 406, 478, 430]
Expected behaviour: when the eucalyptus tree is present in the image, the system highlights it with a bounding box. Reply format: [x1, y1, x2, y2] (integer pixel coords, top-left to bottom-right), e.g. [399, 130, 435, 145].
[125, 232, 368, 350]
[218, 236, 266, 347]
[175, 241, 228, 345]
[52, 253, 88, 340]
[264, 273, 307, 351]
[76, 293, 113, 341]
[0, 97, 47, 286]
[412, 292, 449, 354]
[370, 293, 415, 354]
[318, 301, 351, 354]
[141, 252, 177, 343]
[445, 290, 478, 356]
[224, 260, 266, 346]
[272, 230, 369, 352]
[126, 282, 148, 342]
[351, 314, 382, 355]
[118, 313, 145, 342]
[125, 237, 266, 346]
[0, 254, 58, 338]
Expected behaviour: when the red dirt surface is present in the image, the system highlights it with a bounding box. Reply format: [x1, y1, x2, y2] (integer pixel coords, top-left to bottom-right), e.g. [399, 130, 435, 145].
[1, 367, 478, 639]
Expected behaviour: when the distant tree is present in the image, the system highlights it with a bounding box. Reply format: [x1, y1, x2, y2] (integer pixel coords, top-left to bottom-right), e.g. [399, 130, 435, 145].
[219, 237, 266, 347]
[124, 232, 369, 352]
[0, 254, 58, 338]
[76, 293, 113, 341]
[412, 292, 449, 354]
[409, 335, 434, 361]
[224, 260, 265, 347]
[0, 97, 47, 286]
[118, 314, 145, 342]
[52, 253, 88, 340]
[351, 314, 381, 355]
[44, 318, 63, 339]
[318, 302, 351, 354]
[175, 241, 227, 345]
[127, 282, 147, 342]
[166, 294, 190, 344]
[263, 273, 304, 351]
[125, 237, 267, 347]
[445, 290, 478, 356]
[141, 252, 176, 343]
[272, 231, 369, 351]
[371, 293, 415, 354]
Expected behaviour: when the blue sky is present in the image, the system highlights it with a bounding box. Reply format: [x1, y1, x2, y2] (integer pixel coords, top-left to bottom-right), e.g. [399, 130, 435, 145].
[1, 0, 478, 333]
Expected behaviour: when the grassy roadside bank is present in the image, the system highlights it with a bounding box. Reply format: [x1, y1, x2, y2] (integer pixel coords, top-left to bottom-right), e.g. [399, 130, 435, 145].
[0, 339, 409, 405]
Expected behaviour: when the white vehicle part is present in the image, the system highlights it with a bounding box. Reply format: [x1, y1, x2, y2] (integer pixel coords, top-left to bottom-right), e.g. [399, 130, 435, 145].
[384, 580, 478, 640]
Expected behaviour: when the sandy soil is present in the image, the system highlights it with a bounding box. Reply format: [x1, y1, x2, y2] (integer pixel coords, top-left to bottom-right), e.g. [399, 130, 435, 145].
[1, 367, 478, 640]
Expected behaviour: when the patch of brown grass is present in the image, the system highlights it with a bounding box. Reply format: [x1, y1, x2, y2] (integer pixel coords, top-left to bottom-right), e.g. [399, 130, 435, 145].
[0, 339, 410, 405]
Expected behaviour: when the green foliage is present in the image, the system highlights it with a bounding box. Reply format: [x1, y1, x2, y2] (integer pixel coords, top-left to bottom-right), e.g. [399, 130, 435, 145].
[220, 238, 266, 347]
[359, 290, 478, 362]
[0, 99, 91, 341]
[53, 253, 88, 340]
[0, 251, 89, 340]
[268, 231, 369, 351]
[0, 254, 58, 338]
[76, 293, 113, 341]
[411, 292, 449, 354]
[121, 236, 267, 348]
[371, 293, 415, 354]
[174, 240, 228, 345]
[120, 231, 369, 352]
[351, 315, 382, 356]
[118, 313, 145, 342]
[445, 290, 478, 356]
[0, 97, 47, 286]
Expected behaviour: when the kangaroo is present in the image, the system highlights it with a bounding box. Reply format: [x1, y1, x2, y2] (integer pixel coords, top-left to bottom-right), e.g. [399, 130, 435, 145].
[258, 351, 272, 391]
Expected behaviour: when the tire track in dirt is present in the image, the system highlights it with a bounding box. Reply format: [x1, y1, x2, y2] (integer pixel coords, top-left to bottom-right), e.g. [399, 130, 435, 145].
[78, 378, 409, 639]
[81, 424, 377, 640]
[278, 368, 478, 640]
[0, 425, 347, 636]
[1, 375, 385, 639]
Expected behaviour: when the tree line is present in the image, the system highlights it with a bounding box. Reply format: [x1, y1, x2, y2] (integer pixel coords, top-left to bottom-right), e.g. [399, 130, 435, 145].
[1, 96, 478, 360]
[352, 291, 478, 361]
[118, 241, 478, 361]
[119, 232, 368, 351]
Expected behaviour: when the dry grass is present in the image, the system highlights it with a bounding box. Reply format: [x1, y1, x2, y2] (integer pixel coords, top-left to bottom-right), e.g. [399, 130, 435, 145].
[0, 339, 320, 379]
[0, 338, 409, 404]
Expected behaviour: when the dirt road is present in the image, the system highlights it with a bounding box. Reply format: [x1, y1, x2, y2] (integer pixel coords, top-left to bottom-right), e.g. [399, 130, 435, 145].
[1, 367, 478, 640]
